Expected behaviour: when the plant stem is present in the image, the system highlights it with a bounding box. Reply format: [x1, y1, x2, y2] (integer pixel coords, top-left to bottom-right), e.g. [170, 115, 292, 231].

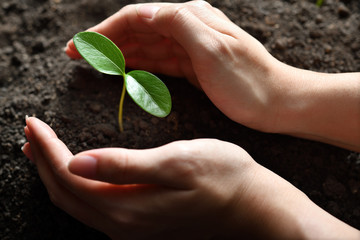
[118, 77, 126, 132]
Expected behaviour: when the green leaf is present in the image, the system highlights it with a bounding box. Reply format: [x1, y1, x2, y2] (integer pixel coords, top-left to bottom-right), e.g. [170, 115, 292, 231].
[73, 32, 125, 75]
[125, 70, 172, 118]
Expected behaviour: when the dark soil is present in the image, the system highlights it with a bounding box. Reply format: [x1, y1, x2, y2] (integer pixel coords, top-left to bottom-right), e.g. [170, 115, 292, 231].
[1, 0, 359, 239]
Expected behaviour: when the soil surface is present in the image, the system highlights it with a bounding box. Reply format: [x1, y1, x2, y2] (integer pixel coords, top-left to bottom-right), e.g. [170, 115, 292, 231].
[1, 0, 359, 239]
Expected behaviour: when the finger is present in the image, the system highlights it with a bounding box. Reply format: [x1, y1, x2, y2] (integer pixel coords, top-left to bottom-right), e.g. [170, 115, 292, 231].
[24, 119, 103, 222]
[64, 3, 169, 59]
[65, 1, 215, 87]
[24, 117, 131, 224]
[25, 117, 162, 209]
[25, 116, 71, 164]
[68, 141, 202, 189]
[137, 2, 240, 59]
[125, 55, 199, 88]
[50, 182, 114, 236]
[137, 4, 210, 59]
[25, 117, 72, 188]
[21, 141, 34, 163]
[25, 117, 109, 191]
[182, 1, 236, 31]
[65, 1, 233, 59]
[39, 156, 113, 234]
[65, 40, 82, 59]
[120, 39, 179, 61]
[24, 118, 197, 238]
[25, 131, 113, 234]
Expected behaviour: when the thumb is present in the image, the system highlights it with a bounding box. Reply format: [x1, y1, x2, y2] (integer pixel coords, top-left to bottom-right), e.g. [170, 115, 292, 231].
[65, 39, 82, 59]
[68, 142, 194, 189]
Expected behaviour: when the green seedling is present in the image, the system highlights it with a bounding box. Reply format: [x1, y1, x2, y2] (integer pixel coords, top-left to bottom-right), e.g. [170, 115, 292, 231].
[73, 32, 172, 132]
[316, 0, 324, 7]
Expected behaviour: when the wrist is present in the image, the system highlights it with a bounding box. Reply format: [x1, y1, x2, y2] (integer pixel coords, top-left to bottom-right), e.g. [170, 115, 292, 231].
[223, 165, 307, 239]
[269, 63, 360, 150]
[266, 62, 308, 134]
[224, 164, 360, 239]
[242, 56, 292, 134]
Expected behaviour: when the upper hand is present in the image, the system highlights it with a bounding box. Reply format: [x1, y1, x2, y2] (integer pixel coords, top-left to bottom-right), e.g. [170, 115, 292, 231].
[65, 1, 281, 132]
[64, 1, 360, 151]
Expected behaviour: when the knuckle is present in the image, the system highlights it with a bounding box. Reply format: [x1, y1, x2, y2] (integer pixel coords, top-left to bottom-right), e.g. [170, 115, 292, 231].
[207, 37, 232, 57]
[102, 149, 131, 183]
[188, 0, 212, 9]
[116, 150, 130, 181]
[165, 141, 205, 178]
[170, 5, 193, 25]
[121, 3, 135, 13]
[172, 1, 212, 22]
[43, 138, 69, 178]
[109, 211, 140, 231]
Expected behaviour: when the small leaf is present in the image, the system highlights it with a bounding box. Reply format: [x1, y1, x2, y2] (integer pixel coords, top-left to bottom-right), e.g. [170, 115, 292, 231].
[73, 32, 125, 75]
[125, 70, 172, 117]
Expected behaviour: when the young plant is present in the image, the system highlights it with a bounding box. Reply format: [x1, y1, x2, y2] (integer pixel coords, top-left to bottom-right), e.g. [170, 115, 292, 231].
[73, 32, 172, 132]
[316, 0, 324, 7]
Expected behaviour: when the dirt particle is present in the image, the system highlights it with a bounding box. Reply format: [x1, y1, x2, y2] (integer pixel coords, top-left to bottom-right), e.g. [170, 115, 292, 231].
[323, 177, 347, 199]
[348, 180, 360, 194]
[92, 123, 117, 138]
[338, 4, 350, 18]
[309, 30, 323, 39]
[274, 37, 288, 50]
[139, 120, 149, 130]
[10, 55, 22, 66]
[88, 103, 102, 113]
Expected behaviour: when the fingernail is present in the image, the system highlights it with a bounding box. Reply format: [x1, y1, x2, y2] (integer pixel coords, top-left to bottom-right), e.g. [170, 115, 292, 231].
[21, 142, 35, 164]
[68, 155, 97, 178]
[26, 116, 57, 139]
[64, 40, 71, 52]
[137, 5, 160, 19]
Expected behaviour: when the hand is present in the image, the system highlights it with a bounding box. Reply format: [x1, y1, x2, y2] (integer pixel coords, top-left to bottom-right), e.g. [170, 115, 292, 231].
[65, 1, 360, 151]
[65, 1, 281, 132]
[22, 117, 360, 239]
[23, 117, 261, 239]
[22, 116, 257, 239]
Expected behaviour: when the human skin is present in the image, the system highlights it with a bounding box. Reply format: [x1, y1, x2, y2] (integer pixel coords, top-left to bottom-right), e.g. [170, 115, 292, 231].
[22, 1, 360, 239]
[65, 1, 360, 151]
[22, 116, 360, 239]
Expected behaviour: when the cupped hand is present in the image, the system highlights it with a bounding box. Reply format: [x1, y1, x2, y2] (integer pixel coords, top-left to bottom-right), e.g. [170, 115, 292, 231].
[65, 1, 282, 132]
[22, 117, 259, 239]
[23, 117, 360, 239]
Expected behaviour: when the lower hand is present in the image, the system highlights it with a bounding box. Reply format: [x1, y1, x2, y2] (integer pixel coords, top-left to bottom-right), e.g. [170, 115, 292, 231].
[23, 117, 258, 239]
[23, 117, 360, 239]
